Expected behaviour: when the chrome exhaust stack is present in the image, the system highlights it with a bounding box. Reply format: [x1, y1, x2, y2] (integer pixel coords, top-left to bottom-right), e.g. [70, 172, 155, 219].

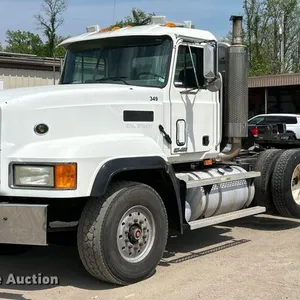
[219, 15, 248, 162]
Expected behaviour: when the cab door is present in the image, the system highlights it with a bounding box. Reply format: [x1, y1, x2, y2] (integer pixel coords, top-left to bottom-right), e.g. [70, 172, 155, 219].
[169, 42, 218, 155]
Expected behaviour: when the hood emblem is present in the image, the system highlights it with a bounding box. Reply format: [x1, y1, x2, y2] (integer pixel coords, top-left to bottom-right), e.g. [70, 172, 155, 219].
[34, 124, 49, 135]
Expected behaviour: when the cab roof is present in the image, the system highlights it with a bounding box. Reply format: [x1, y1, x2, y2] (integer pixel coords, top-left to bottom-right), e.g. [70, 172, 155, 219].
[59, 23, 217, 48]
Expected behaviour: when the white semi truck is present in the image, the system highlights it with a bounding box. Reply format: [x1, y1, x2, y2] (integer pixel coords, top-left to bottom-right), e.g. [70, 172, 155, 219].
[1, 15, 300, 285]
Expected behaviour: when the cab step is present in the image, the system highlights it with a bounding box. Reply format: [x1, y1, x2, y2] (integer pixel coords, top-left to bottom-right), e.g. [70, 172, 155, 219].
[188, 206, 266, 230]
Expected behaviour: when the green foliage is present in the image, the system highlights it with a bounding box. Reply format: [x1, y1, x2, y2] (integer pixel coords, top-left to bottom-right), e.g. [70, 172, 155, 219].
[53, 35, 68, 57]
[226, 0, 300, 76]
[110, 8, 155, 28]
[5, 30, 46, 55]
[35, 0, 68, 57]
[2, 0, 68, 58]
[3, 30, 67, 57]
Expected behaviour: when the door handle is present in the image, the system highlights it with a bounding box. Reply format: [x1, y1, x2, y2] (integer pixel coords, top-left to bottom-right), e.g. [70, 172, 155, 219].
[159, 125, 172, 144]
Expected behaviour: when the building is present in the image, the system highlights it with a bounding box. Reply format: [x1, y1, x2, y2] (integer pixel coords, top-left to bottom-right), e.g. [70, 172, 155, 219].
[248, 73, 300, 118]
[0, 52, 63, 90]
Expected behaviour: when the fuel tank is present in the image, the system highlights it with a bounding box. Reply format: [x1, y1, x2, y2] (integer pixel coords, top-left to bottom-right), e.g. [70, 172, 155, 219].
[182, 165, 255, 222]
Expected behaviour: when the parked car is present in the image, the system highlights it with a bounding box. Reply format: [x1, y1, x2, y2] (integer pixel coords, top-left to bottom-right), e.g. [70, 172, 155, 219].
[248, 113, 300, 140]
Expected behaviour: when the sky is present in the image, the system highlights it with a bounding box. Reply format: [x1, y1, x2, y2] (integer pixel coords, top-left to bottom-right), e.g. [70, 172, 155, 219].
[0, 0, 244, 45]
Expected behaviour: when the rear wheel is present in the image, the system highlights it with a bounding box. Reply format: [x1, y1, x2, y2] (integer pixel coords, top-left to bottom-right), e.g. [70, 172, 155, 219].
[271, 149, 300, 218]
[289, 135, 296, 141]
[252, 149, 284, 212]
[77, 181, 168, 285]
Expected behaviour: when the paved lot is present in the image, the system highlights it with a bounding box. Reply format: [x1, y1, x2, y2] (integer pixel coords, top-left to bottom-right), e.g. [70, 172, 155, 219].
[0, 214, 300, 300]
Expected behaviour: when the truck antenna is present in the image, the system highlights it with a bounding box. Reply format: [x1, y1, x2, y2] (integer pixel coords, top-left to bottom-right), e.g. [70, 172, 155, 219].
[112, 0, 117, 24]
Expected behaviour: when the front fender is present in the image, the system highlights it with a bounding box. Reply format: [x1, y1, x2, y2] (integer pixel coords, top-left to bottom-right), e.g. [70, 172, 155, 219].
[91, 156, 170, 196]
[1, 134, 165, 198]
[91, 156, 184, 234]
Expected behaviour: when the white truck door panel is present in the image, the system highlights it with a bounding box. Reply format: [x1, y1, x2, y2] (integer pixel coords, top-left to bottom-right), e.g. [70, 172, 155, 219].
[169, 43, 217, 155]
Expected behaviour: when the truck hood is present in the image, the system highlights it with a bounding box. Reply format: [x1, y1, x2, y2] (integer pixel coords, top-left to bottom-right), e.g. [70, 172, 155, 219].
[0, 82, 164, 154]
[0, 83, 147, 105]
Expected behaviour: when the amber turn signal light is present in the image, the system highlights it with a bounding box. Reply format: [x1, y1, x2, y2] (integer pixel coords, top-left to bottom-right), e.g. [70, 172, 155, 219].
[203, 159, 213, 166]
[54, 164, 77, 189]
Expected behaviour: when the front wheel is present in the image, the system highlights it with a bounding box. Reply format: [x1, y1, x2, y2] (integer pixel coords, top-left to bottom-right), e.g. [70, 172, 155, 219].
[77, 181, 168, 285]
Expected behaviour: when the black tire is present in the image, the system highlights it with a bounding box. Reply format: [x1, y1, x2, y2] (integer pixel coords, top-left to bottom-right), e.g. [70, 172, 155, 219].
[271, 149, 300, 218]
[286, 131, 296, 140]
[77, 181, 168, 285]
[253, 149, 284, 213]
[0, 244, 32, 256]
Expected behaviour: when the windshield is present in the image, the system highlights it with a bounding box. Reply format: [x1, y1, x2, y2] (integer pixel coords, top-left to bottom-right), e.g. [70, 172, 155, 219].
[60, 36, 172, 88]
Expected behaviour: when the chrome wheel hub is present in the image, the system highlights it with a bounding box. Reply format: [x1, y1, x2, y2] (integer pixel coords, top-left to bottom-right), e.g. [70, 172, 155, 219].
[291, 164, 300, 205]
[117, 205, 155, 263]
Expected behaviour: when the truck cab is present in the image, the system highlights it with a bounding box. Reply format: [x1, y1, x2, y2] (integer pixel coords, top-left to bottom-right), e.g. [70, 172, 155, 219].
[58, 18, 222, 162]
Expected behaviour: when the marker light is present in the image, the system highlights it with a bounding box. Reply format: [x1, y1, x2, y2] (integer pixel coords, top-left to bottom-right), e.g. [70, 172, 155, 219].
[111, 26, 121, 31]
[55, 164, 77, 189]
[100, 27, 111, 33]
[164, 22, 177, 27]
[86, 25, 100, 33]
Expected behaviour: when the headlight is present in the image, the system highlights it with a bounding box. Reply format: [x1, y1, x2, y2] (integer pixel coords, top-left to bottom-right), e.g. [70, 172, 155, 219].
[14, 165, 54, 187]
[13, 164, 77, 189]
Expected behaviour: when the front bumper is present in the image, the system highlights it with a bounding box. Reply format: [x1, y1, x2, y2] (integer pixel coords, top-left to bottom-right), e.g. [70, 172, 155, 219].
[0, 203, 47, 245]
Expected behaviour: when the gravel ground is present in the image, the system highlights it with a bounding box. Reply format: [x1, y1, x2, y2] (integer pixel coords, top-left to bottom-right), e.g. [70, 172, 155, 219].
[0, 213, 300, 300]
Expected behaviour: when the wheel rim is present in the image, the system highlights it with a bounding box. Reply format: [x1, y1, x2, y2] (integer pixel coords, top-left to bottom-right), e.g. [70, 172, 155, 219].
[291, 164, 300, 205]
[117, 205, 155, 263]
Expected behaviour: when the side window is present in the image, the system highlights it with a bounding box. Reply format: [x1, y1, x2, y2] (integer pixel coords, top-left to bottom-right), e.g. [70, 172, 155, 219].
[174, 45, 204, 88]
[248, 116, 265, 125]
[265, 116, 280, 124]
[284, 117, 297, 124]
[266, 116, 297, 124]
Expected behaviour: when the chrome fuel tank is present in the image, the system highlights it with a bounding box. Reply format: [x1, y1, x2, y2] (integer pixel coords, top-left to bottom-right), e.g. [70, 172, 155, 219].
[181, 165, 255, 222]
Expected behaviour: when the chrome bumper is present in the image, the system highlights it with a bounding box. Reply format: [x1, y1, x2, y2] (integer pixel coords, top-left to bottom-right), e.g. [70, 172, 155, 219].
[0, 203, 47, 245]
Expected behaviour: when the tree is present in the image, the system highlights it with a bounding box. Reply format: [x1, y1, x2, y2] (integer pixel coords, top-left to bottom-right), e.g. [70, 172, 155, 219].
[4, 30, 45, 55]
[223, 0, 300, 76]
[111, 8, 155, 28]
[35, 0, 67, 57]
[0, 43, 3, 52]
[53, 35, 68, 57]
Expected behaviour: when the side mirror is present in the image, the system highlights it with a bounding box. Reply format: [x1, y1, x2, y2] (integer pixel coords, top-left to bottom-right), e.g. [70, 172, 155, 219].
[203, 44, 216, 79]
[206, 75, 222, 92]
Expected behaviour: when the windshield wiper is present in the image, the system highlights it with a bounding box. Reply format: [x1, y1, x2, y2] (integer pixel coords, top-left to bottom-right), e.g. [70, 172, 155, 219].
[95, 76, 130, 85]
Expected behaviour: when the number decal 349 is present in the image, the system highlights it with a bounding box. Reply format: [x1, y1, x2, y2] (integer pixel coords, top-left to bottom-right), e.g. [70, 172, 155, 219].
[150, 96, 158, 101]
